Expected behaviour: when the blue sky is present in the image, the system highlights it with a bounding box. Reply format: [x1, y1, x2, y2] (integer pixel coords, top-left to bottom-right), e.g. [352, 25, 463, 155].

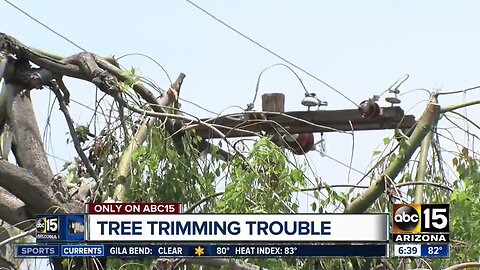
[2, 1, 480, 269]
[2, 0, 480, 204]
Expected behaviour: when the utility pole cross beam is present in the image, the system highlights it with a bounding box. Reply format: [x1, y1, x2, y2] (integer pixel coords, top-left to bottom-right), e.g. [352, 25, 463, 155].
[195, 106, 416, 139]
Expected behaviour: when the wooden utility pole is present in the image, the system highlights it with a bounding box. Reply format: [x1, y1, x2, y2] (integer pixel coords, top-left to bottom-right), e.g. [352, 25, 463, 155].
[195, 104, 416, 139]
[261, 93, 285, 112]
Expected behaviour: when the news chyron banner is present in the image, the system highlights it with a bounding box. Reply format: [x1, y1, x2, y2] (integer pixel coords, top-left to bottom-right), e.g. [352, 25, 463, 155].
[85, 203, 387, 242]
[392, 204, 450, 258]
[20, 203, 390, 258]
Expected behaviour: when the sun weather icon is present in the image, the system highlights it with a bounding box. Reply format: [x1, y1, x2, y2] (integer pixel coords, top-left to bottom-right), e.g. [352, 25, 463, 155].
[194, 246, 205, 256]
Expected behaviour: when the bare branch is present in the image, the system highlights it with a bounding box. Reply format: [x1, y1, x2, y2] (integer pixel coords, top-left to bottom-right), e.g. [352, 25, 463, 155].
[4, 83, 54, 187]
[435, 85, 480, 97]
[447, 110, 480, 131]
[444, 262, 480, 270]
[0, 33, 88, 80]
[396, 181, 452, 192]
[0, 51, 7, 78]
[440, 99, 480, 113]
[0, 227, 35, 247]
[184, 192, 224, 213]
[0, 122, 13, 160]
[50, 81, 98, 182]
[0, 159, 77, 213]
[345, 103, 440, 213]
[33, 48, 119, 68]
[0, 188, 31, 230]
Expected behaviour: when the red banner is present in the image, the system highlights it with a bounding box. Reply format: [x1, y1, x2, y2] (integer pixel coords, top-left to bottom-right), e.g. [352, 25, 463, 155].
[87, 203, 180, 214]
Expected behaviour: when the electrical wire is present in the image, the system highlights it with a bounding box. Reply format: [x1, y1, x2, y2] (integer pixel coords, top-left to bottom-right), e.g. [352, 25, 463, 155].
[185, 0, 360, 108]
[116, 52, 172, 84]
[378, 74, 410, 97]
[249, 63, 309, 110]
[2, 0, 87, 52]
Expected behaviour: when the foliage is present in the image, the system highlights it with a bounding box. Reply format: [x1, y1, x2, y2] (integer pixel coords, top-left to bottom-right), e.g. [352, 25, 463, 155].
[217, 137, 306, 214]
[444, 151, 480, 265]
[127, 124, 218, 209]
[3, 56, 477, 269]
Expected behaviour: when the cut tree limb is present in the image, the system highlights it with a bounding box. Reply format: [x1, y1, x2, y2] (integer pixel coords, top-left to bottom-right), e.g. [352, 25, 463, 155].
[0, 159, 76, 214]
[344, 102, 440, 213]
[440, 98, 480, 113]
[0, 122, 13, 160]
[114, 73, 185, 201]
[4, 83, 54, 187]
[95, 58, 185, 152]
[0, 188, 31, 230]
[1, 33, 230, 162]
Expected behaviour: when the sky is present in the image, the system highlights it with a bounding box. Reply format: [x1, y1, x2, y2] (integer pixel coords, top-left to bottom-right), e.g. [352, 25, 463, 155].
[1, 0, 480, 197]
[1, 0, 480, 267]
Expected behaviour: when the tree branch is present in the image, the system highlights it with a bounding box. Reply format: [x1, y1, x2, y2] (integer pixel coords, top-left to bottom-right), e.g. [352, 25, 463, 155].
[114, 73, 186, 201]
[0, 227, 35, 247]
[0, 33, 87, 80]
[4, 83, 54, 187]
[50, 81, 98, 182]
[1, 33, 232, 164]
[33, 47, 119, 68]
[435, 85, 480, 97]
[444, 262, 480, 270]
[345, 103, 440, 213]
[0, 188, 31, 230]
[0, 159, 77, 214]
[414, 129, 433, 203]
[440, 99, 480, 113]
[447, 110, 480, 131]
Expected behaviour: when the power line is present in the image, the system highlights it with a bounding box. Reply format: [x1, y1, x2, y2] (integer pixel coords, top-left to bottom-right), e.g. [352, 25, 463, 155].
[2, 0, 87, 52]
[185, 0, 360, 108]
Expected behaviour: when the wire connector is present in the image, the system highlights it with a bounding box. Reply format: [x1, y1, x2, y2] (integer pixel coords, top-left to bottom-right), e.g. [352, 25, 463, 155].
[301, 92, 328, 111]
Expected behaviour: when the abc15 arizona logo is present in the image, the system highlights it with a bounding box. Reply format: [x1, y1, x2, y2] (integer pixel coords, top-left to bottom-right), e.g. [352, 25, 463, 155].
[392, 204, 449, 233]
[36, 216, 59, 234]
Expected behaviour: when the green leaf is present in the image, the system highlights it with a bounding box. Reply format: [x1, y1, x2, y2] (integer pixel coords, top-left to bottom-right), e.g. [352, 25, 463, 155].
[310, 201, 317, 212]
[383, 137, 391, 145]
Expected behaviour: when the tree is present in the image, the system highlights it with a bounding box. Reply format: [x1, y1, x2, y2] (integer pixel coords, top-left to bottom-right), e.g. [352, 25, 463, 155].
[0, 32, 479, 270]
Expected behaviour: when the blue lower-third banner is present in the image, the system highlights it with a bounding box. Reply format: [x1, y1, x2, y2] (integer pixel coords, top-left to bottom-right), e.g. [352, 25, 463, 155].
[16, 243, 387, 257]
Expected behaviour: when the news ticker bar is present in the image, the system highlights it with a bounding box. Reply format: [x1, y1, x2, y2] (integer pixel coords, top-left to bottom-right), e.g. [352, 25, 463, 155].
[16, 244, 388, 258]
[393, 244, 449, 257]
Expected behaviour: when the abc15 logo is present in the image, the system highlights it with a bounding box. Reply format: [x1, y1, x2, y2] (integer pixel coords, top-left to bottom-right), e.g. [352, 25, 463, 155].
[392, 204, 449, 233]
[36, 217, 59, 234]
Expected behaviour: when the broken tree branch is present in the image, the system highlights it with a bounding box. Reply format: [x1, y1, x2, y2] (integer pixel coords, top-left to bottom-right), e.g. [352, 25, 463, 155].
[440, 99, 480, 113]
[0, 188, 31, 231]
[1, 33, 232, 164]
[413, 129, 432, 203]
[114, 73, 186, 201]
[0, 159, 76, 214]
[33, 47, 119, 68]
[50, 81, 98, 182]
[344, 102, 440, 213]
[0, 33, 88, 81]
